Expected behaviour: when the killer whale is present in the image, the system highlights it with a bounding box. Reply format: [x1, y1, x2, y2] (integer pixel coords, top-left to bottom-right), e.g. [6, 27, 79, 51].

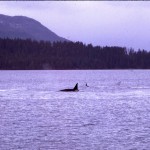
[86, 83, 89, 87]
[60, 83, 79, 92]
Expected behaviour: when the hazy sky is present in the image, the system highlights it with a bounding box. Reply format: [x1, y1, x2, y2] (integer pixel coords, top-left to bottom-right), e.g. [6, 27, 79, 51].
[0, 1, 150, 50]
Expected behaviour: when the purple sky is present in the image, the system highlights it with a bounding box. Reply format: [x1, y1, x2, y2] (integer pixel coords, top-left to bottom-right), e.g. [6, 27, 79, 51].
[0, 1, 150, 50]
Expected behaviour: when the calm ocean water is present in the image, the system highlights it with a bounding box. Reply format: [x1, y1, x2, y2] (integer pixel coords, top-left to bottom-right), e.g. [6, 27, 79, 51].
[0, 70, 150, 150]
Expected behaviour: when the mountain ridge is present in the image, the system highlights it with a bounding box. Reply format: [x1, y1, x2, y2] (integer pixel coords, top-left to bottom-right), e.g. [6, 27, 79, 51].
[0, 14, 68, 42]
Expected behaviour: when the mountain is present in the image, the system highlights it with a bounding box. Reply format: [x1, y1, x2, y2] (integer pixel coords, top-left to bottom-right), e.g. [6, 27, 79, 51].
[0, 14, 67, 42]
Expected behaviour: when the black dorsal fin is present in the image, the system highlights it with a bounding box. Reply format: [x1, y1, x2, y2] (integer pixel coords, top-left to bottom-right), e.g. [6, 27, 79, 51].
[73, 83, 78, 90]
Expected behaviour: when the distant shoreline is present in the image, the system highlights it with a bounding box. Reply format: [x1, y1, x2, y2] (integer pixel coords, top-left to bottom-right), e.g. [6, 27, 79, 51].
[0, 69, 150, 71]
[1, 38, 150, 70]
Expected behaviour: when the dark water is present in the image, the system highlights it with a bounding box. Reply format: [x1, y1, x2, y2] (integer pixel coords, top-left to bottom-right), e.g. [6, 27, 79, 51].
[0, 70, 150, 150]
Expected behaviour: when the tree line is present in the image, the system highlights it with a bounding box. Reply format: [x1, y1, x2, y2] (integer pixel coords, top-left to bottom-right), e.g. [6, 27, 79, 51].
[0, 38, 150, 70]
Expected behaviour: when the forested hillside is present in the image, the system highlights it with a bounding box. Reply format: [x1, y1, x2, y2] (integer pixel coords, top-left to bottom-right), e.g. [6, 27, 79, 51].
[0, 38, 150, 70]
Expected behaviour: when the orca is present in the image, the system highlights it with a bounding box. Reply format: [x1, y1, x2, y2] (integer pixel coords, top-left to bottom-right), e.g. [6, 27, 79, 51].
[60, 83, 79, 92]
[86, 83, 89, 87]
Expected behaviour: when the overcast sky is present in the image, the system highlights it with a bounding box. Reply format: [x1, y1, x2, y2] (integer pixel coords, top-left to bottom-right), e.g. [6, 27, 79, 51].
[0, 1, 150, 50]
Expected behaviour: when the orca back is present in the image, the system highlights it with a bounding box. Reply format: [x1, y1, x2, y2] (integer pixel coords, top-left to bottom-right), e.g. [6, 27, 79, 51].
[60, 83, 79, 92]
